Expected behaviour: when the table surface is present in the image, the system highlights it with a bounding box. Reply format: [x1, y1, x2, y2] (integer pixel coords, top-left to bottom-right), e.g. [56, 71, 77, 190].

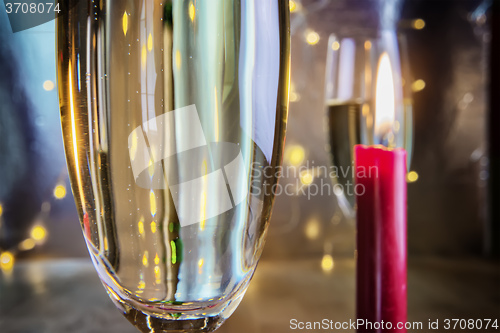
[0, 257, 499, 333]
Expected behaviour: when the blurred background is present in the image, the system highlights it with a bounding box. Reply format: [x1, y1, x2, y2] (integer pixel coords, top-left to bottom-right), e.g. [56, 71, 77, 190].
[0, 0, 498, 332]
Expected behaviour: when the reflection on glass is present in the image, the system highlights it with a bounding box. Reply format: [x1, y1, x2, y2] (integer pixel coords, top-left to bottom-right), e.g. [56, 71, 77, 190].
[57, 1, 290, 332]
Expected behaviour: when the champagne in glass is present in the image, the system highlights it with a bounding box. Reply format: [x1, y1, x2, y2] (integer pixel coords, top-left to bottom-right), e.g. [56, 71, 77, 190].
[324, 33, 413, 216]
[57, 1, 290, 332]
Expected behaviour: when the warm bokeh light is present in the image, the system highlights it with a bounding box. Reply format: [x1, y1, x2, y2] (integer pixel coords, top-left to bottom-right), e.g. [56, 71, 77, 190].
[290, 91, 300, 102]
[332, 41, 340, 51]
[0, 203, 3, 217]
[321, 254, 334, 272]
[54, 185, 67, 199]
[364, 41, 372, 50]
[189, 1, 195, 22]
[198, 258, 204, 274]
[0, 252, 14, 272]
[411, 79, 426, 92]
[19, 239, 35, 251]
[154, 253, 160, 265]
[306, 31, 320, 45]
[407, 171, 419, 183]
[304, 218, 321, 240]
[287, 145, 305, 166]
[412, 19, 426, 30]
[151, 221, 157, 234]
[43, 80, 55, 91]
[375, 53, 395, 137]
[289, 0, 297, 12]
[300, 169, 314, 186]
[122, 11, 128, 36]
[143, 251, 149, 267]
[31, 225, 47, 243]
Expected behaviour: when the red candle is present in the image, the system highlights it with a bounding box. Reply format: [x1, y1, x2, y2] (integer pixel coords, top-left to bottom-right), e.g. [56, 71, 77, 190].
[355, 144, 407, 332]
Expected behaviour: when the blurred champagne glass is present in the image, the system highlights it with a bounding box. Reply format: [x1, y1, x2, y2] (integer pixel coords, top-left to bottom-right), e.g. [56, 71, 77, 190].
[57, 1, 289, 332]
[324, 31, 413, 217]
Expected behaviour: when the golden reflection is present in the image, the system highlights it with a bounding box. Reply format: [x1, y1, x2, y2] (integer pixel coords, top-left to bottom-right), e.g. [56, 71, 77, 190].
[289, 0, 297, 12]
[364, 41, 372, 50]
[138, 218, 145, 235]
[0, 252, 14, 272]
[68, 62, 85, 208]
[138, 280, 146, 290]
[321, 254, 334, 272]
[143, 251, 149, 267]
[198, 258, 204, 274]
[104, 237, 109, 251]
[332, 41, 340, 51]
[154, 265, 161, 283]
[31, 225, 47, 243]
[150, 190, 157, 217]
[122, 11, 128, 36]
[54, 184, 67, 199]
[151, 221, 157, 234]
[147, 33, 153, 52]
[19, 239, 35, 251]
[189, 1, 195, 22]
[154, 253, 160, 265]
[0, 203, 3, 217]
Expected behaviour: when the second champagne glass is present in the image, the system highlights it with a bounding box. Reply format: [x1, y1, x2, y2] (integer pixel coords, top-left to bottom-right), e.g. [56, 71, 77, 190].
[57, 1, 290, 332]
[324, 32, 413, 217]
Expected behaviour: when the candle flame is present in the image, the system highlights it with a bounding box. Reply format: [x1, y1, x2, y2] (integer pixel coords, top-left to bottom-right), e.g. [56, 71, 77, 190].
[374, 53, 395, 139]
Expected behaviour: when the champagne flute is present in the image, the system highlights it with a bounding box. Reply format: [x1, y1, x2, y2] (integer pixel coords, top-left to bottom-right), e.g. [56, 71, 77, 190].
[56, 1, 290, 332]
[324, 32, 413, 217]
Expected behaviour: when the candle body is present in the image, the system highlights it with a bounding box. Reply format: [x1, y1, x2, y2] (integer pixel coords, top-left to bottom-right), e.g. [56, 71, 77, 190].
[355, 145, 407, 333]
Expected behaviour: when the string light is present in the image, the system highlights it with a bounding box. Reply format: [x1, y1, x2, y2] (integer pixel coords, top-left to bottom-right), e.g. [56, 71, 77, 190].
[305, 30, 320, 45]
[31, 225, 47, 243]
[304, 218, 321, 240]
[0, 252, 14, 272]
[412, 19, 425, 30]
[407, 171, 419, 183]
[54, 185, 67, 199]
[19, 239, 35, 251]
[411, 79, 426, 92]
[321, 254, 334, 272]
